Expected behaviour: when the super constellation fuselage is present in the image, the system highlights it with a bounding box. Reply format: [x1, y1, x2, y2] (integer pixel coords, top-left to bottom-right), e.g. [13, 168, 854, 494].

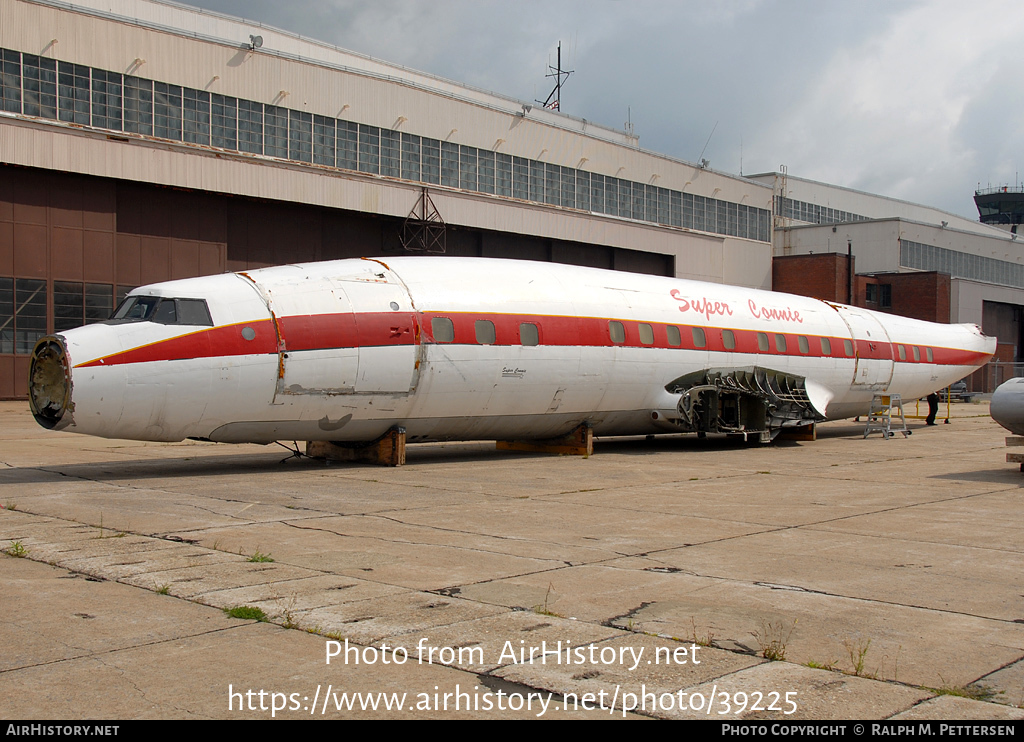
[28, 257, 994, 444]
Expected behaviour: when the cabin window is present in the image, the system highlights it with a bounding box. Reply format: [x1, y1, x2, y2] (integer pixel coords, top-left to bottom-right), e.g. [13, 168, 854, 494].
[110, 296, 212, 326]
[723, 329, 736, 350]
[820, 337, 832, 355]
[774, 334, 787, 353]
[798, 336, 809, 354]
[691, 327, 706, 348]
[609, 321, 625, 344]
[431, 317, 455, 343]
[666, 325, 681, 347]
[897, 345, 906, 361]
[639, 323, 654, 345]
[843, 339, 854, 356]
[926, 347, 933, 362]
[757, 332, 769, 352]
[519, 322, 539, 346]
[912, 346, 920, 362]
[474, 320, 495, 345]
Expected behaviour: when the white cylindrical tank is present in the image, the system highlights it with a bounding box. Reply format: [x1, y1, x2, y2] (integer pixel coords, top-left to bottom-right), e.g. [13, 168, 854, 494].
[990, 377, 1024, 435]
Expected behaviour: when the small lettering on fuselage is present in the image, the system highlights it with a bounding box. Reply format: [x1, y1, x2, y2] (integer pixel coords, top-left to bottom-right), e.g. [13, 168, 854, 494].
[747, 299, 804, 324]
[502, 367, 526, 378]
[669, 290, 734, 320]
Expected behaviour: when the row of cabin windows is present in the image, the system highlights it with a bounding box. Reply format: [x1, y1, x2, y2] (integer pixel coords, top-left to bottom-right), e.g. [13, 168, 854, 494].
[429, 316, 937, 362]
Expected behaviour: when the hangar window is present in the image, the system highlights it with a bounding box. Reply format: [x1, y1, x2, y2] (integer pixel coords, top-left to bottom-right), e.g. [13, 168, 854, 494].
[757, 332, 769, 352]
[264, 105, 288, 159]
[519, 323, 539, 346]
[401, 133, 421, 182]
[0, 277, 12, 353]
[460, 146, 478, 191]
[6, 279, 47, 354]
[589, 173, 605, 214]
[561, 167, 575, 208]
[154, 82, 182, 140]
[313, 115, 335, 166]
[879, 284, 892, 309]
[380, 128, 400, 178]
[820, 337, 832, 355]
[513, 157, 530, 201]
[722, 329, 736, 350]
[774, 334, 787, 353]
[666, 325, 681, 347]
[544, 163, 560, 206]
[474, 320, 495, 345]
[478, 150, 495, 194]
[22, 54, 56, 119]
[441, 141, 459, 188]
[58, 62, 90, 125]
[798, 335, 810, 354]
[691, 327, 706, 348]
[335, 120, 358, 169]
[182, 87, 209, 144]
[926, 347, 933, 362]
[529, 160, 545, 203]
[431, 317, 455, 343]
[608, 321, 626, 345]
[358, 124, 380, 174]
[1, 50, 20, 114]
[92, 69, 123, 131]
[54, 282, 113, 331]
[124, 76, 153, 135]
[289, 110, 312, 163]
[897, 344, 906, 361]
[238, 100, 263, 155]
[844, 339, 854, 356]
[912, 346, 920, 362]
[575, 171, 590, 211]
[639, 323, 655, 345]
[211, 94, 237, 150]
[496, 153, 513, 198]
[421, 137, 440, 185]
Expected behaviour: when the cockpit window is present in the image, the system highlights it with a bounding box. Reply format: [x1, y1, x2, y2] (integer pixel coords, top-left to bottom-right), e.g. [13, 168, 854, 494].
[110, 296, 213, 326]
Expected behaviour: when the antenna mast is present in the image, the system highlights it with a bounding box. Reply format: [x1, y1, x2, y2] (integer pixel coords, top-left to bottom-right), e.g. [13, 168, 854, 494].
[538, 41, 573, 111]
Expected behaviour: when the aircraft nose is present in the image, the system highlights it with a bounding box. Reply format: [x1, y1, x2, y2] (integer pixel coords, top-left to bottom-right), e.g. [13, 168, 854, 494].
[28, 335, 73, 430]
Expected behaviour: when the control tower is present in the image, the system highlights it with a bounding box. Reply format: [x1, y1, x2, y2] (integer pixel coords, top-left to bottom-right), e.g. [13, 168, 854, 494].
[975, 185, 1024, 232]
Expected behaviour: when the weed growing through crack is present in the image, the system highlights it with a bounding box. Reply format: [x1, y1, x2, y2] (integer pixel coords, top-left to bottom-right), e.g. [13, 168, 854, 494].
[688, 617, 716, 648]
[224, 606, 268, 622]
[532, 583, 562, 618]
[806, 659, 839, 671]
[931, 677, 1000, 702]
[4, 540, 28, 558]
[751, 619, 796, 661]
[247, 549, 275, 563]
[844, 638, 875, 678]
[156, 584, 171, 595]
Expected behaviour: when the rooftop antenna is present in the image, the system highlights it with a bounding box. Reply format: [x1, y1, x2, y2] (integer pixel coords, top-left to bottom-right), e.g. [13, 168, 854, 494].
[625, 107, 634, 137]
[537, 41, 573, 112]
[697, 120, 718, 169]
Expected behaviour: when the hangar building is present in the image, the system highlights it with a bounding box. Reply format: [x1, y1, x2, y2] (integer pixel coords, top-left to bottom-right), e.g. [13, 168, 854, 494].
[0, 0, 775, 398]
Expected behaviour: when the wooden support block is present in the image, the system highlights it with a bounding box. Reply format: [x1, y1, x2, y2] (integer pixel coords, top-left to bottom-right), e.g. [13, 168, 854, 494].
[1005, 436, 1024, 447]
[1006, 451, 1024, 465]
[306, 427, 406, 466]
[778, 423, 816, 442]
[497, 422, 593, 457]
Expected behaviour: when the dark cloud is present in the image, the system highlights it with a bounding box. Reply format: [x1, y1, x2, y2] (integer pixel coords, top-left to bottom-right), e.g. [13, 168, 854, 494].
[184, 0, 1024, 220]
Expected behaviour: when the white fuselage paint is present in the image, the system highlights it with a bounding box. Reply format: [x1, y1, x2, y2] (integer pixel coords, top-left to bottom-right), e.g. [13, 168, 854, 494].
[36, 257, 995, 444]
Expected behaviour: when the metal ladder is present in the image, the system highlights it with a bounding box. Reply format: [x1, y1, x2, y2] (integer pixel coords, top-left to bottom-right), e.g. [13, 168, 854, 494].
[863, 394, 912, 439]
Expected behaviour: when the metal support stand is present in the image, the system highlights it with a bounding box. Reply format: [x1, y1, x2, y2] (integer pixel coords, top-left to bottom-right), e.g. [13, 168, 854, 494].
[863, 394, 911, 439]
[1004, 436, 1024, 472]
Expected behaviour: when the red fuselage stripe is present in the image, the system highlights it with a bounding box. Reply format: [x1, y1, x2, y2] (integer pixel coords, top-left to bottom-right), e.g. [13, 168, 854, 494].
[75, 311, 991, 368]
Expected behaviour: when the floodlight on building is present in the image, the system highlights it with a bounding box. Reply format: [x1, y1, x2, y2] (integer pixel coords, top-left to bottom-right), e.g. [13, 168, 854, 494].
[941, 221, 948, 228]
[249, 35, 263, 51]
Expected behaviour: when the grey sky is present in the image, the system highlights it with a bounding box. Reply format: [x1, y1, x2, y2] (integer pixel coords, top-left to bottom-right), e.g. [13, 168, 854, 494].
[182, 0, 1024, 220]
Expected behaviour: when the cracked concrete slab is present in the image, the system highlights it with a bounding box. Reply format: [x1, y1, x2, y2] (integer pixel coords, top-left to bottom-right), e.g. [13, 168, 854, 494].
[3, 401, 1023, 719]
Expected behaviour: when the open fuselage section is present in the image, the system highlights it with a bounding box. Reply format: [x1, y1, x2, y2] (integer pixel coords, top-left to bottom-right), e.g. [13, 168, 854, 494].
[29, 257, 995, 444]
